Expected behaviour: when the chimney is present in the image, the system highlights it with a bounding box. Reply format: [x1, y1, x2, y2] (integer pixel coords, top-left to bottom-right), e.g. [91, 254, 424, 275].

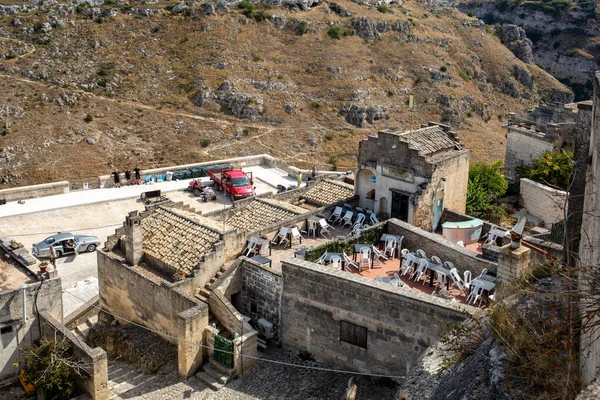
[496, 243, 531, 283]
[125, 210, 143, 266]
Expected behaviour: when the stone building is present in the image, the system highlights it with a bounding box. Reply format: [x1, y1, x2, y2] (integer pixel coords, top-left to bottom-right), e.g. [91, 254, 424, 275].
[98, 207, 229, 379]
[355, 123, 470, 232]
[504, 101, 592, 183]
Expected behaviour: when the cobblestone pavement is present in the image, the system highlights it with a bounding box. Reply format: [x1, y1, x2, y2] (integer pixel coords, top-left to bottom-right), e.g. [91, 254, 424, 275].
[107, 347, 399, 400]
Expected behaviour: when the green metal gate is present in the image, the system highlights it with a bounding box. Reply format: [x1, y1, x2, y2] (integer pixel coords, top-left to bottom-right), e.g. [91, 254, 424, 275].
[214, 334, 234, 368]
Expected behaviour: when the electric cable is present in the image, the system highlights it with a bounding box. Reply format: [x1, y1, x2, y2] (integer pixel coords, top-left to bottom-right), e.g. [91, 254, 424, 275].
[62, 290, 405, 379]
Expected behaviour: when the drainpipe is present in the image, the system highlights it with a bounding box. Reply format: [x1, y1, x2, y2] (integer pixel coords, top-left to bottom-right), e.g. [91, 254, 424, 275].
[19, 284, 28, 322]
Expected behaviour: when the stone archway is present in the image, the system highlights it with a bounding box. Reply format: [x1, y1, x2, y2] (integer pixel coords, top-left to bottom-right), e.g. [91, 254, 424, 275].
[355, 168, 376, 211]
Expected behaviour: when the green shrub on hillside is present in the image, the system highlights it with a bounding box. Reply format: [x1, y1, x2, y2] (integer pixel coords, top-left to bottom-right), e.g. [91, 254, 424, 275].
[328, 26, 342, 39]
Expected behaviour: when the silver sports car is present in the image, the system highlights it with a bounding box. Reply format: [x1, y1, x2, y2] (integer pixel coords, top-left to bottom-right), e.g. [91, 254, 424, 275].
[32, 232, 101, 258]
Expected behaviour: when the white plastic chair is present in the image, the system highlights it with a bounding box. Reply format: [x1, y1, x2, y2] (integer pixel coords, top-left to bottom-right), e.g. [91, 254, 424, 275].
[400, 248, 409, 257]
[384, 237, 397, 259]
[392, 272, 404, 287]
[457, 240, 465, 247]
[307, 219, 318, 237]
[343, 253, 359, 272]
[319, 219, 332, 237]
[272, 227, 290, 246]
[434, 270, 448, 290]
[354, 213, 366, 227]
[328, 206, 343, 223]
[375, 275, 383, 282]
[463, 270, 472, 290]
[467, 279, 486, 307]
[476, 268, 488, 280]
[372, 246, 388, 265]
[483, 225, 507, 246]
[448, 268, 465, 292]
[359, 247, 371, 271]
[346, 224, 362, 238]
[410, 258, 428, 282]
[369, 214, 379, 225]
[316, 251, 328, 265]
[244, 238, 258, 256]
[341, 211, 354, 228]
[330, 255, 342, 270]
[401, 253, 416, 276]
[355, 207, 364, 213]
[291, 227, 303, 246]
[431, 255, 442, 264]
[366, 209, 374, 215]
[416, 249, 426, 258]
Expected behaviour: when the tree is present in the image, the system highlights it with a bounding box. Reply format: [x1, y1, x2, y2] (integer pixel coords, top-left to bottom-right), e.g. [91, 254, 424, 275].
[516, 150, 573, 191]
[466, 161, 508, 221]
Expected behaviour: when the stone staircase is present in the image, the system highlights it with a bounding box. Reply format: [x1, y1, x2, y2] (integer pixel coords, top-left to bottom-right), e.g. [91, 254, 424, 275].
[194, 266, 227, 303]
[196, 359, 235, 391]
[107, 361, 160, 399]
[74, 315, 98, 340]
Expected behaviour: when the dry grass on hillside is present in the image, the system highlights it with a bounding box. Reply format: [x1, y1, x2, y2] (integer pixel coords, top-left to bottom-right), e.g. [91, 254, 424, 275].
[0, 0, 568, 187]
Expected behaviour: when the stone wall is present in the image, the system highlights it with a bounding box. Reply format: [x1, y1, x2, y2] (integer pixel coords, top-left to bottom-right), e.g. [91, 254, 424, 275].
[386, 218, 497, 276]
[435, 151, 470, 219]
[0, 277, 63, 385]
[241, 258, 283, 337]
[97, 250, 208, 378]
[280, 258, 469, 377]
[0, 180, 70, 202]
[504, 129, 555, 182]
[520, 178, 568, 225]
[580, 72, 600, 385]
[40, 312, 108, 400]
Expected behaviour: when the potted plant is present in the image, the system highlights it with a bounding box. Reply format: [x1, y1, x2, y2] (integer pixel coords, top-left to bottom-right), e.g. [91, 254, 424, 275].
[39, 261, 48, 274]
[10, 239, 21, 250]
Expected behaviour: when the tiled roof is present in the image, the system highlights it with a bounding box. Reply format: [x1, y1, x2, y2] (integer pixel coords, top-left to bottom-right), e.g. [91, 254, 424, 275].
[226, 199, 304, 231]
[302, 180, 355, 206]
[399, 125, 459, 156]
[142, 208, 220, 276]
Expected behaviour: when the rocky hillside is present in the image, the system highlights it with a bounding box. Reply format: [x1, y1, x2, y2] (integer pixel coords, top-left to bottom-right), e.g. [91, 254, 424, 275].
[0, 0, 570, 187]
[457, 0, 599, 99]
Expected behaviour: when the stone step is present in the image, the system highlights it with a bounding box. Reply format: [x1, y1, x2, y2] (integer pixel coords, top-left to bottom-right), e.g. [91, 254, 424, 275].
[88, 314, 99, 325]
[76, 322, 90, 338]
[204, 364, 230, 385]
[109, 373, 156, 397]
[108, 369, 138, 386]
[209, 359, 236, 377]
[195, 293, 209, 303]
[196, 371, 225, 391]
[257, 337, 267, 350]
[199, 288, 211, 298]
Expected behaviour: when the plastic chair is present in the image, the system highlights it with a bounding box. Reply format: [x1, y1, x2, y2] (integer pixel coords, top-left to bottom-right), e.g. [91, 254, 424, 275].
[431, 255, 442, 264]
[372, 246, 388, 265]
[449, 268, 466, 292]
[434, 270, 448, 290]
[393, 272, 404, 287]
[271, 227, 290, 246]
[291, 227, 303, 246]
[463, 270, 472, 290]
[354, 213, 366, 227]
[307, 219, 318, 237]
[369, 214, 379, 225]
[343, 253, 359, 272]
[330, 255, 342, 270]
[401, 253, 416, 276]
[384, 237, 397, 259]
[244, 238, 258, 256]
[477, 268, 488, 280]
[316, 251, 328, 265]
[328, 206, 343, 223]
[319, 219, 332, 237]
[457, 240, 465, 247]
[341, 211, 354, 228]
[467, 280, 486, 307]
[359, 247, 371, 271]
[410, 258, 428, 282]
[346, 224, 362, 239]
[416, 249, 426, 258]
[355, 207, 364, 213]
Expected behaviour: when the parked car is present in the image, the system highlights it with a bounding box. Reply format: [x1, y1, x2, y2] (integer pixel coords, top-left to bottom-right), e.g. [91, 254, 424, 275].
[32, 232, 101, 258]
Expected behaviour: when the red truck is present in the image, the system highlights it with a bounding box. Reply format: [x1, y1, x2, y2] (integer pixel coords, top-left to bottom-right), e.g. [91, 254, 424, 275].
[207, 168, 255, 201]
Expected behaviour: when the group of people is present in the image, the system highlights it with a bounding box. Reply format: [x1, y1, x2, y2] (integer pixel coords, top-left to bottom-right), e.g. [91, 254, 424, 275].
[111, 167, 141, 188]
[295, 166, 318, 188]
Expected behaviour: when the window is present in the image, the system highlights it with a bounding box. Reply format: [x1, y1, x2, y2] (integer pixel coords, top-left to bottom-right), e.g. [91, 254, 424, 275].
[1, 326, 13, 335]
[340, 320, 367, 349]
[231, 177, 251, 187]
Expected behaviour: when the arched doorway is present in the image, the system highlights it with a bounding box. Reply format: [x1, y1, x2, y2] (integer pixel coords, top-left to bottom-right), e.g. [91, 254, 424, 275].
[355, 168, 376, 211]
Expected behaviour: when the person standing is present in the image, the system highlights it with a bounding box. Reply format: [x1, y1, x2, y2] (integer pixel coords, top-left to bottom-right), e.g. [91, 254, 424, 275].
[111, 169, 121, 188]
[296, 171, 302, 188]
[48, 245, 57, 269]
[125, 169, 132, 185]
[134, 167, 141, 185]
